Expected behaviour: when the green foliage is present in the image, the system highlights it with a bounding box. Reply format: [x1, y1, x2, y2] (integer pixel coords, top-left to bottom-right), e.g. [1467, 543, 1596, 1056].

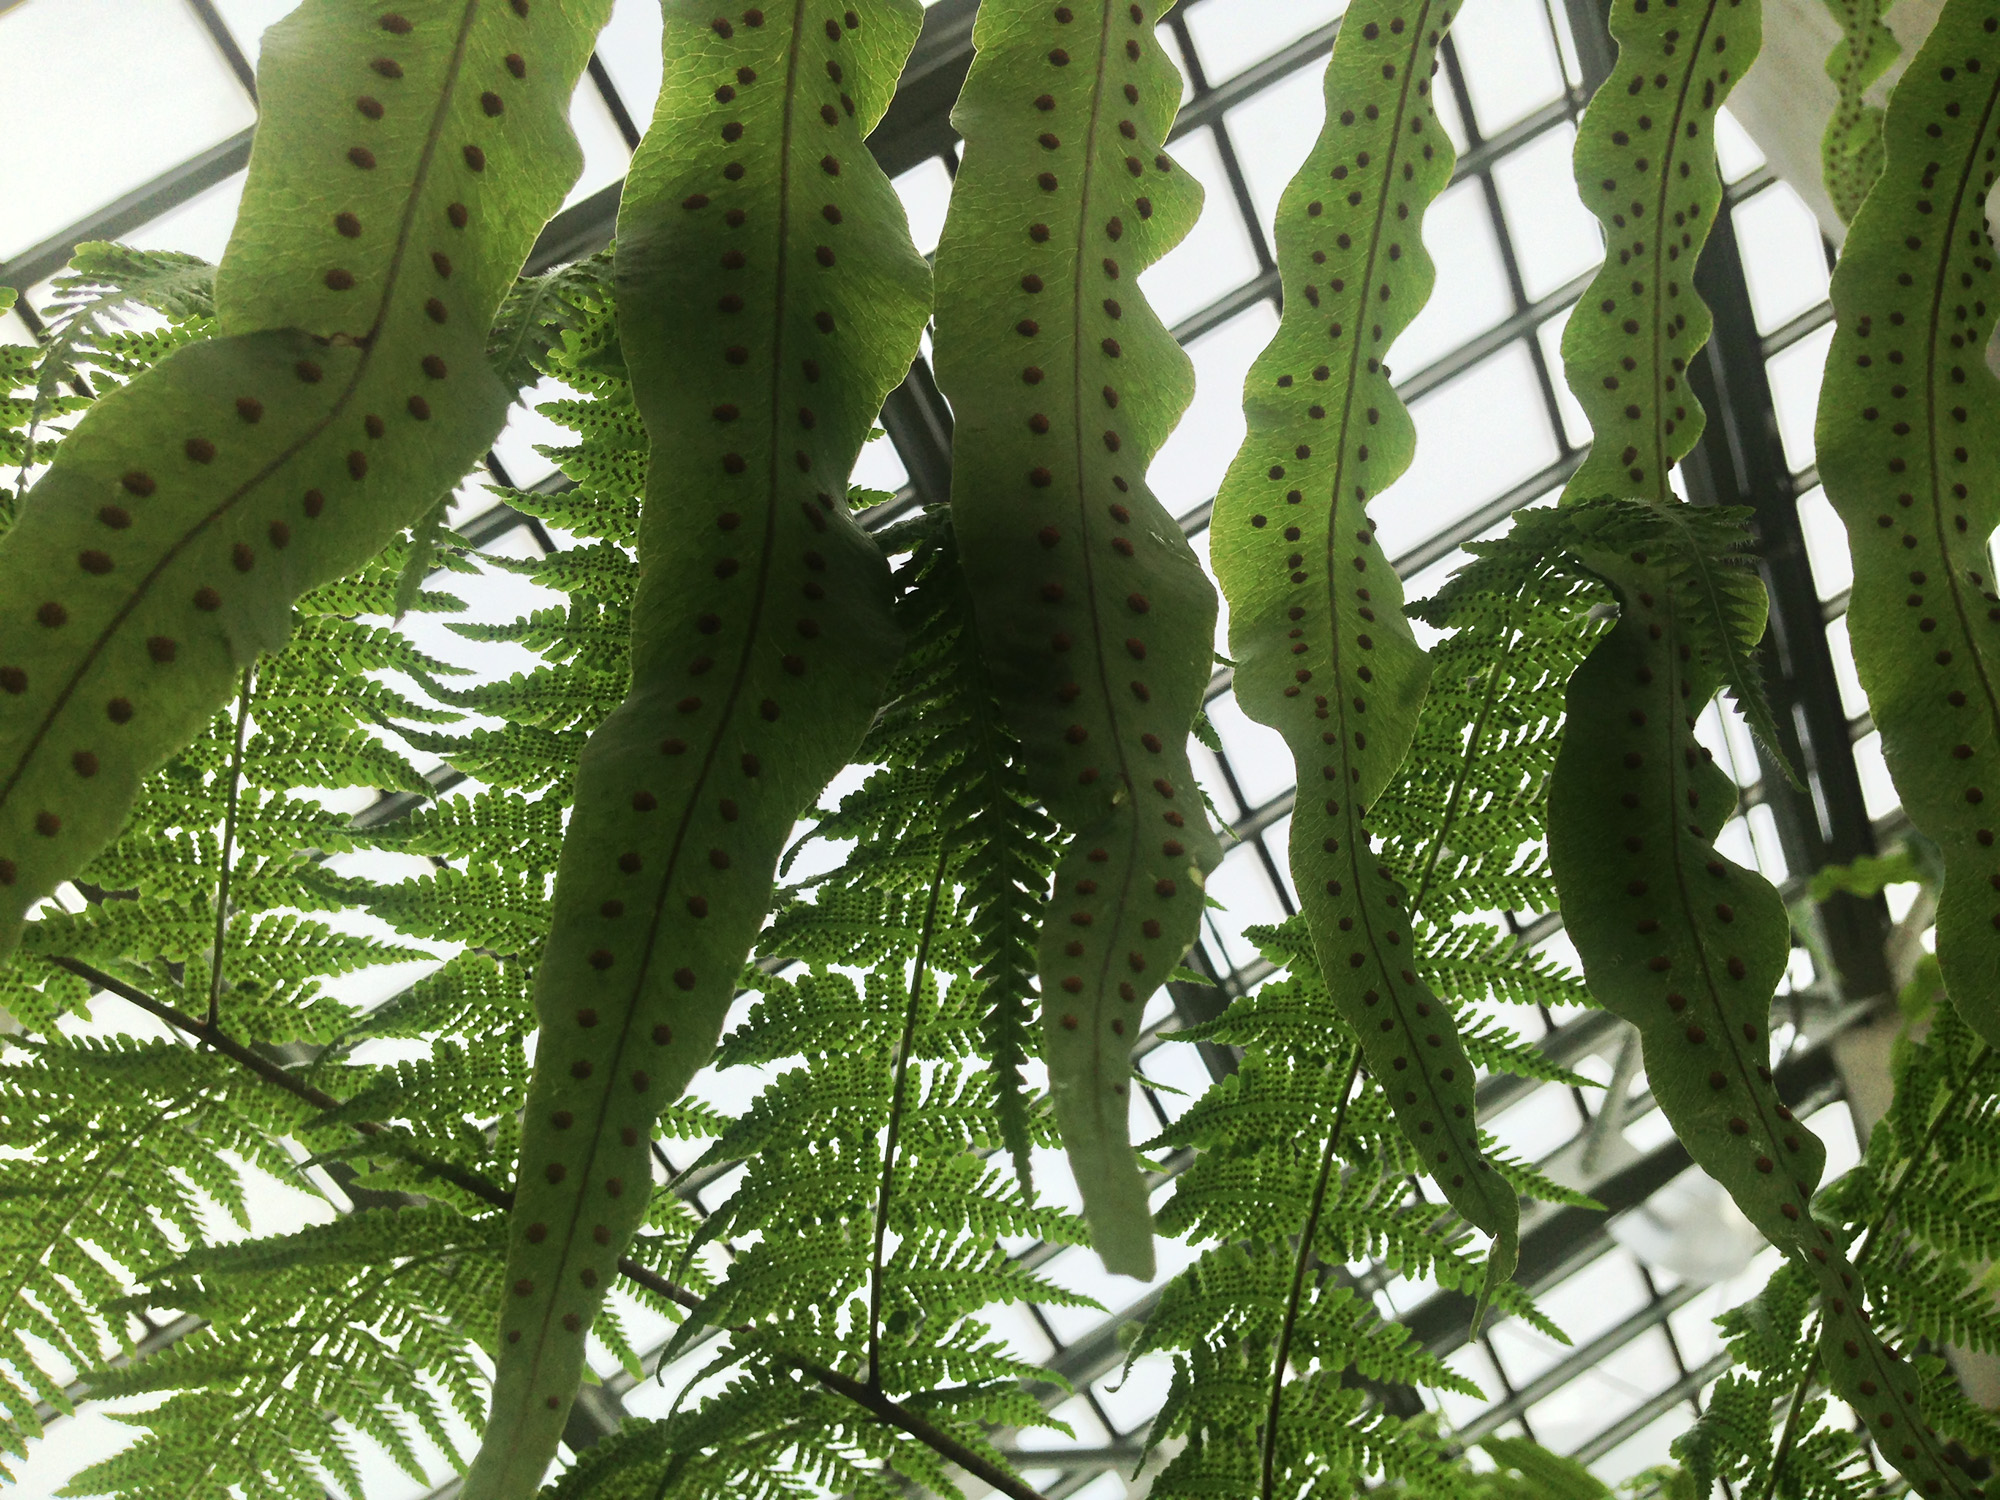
[1470, 1435, 1612, 1499]
[6, 243, 216, 506]
[508, 515, 1078, 1500]
[72, 1207, 508, 1500]
[1544, 0, 1974, 1483]
[0, 0, 612, 956]
[1133, 912, 1579, 1500]
[1135, 527, 1602, 1495]
[777, 511, 1058, 1186]
[3, 0, 1999, 1491]
[1205, 0, 1520, 1290]
[467, 1, 934, 1489]
[1679, 995, 2000, 1499]
[0, 236, 595, 1495]
[1558, 0, 1759, 505]
[1815, 0, 2000, 1056]
[932, 0, 1220, 1279]
[1818, 0, 1898, 223]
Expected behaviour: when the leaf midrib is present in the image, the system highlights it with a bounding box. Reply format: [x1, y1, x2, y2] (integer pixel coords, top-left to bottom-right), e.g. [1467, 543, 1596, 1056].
[1309, 1, 1485, 1201]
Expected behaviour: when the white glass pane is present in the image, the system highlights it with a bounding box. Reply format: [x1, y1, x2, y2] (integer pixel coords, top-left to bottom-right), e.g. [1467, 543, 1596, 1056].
[1715, 105, 1767, 183]
[1156, 22, 1197, 105]
[1375, 341, 1558, 560]
[1450, 0, 1566, 138]
[1766, 320, 1833, 473]
[1734, 182, 1830, 334]
[1184, 0, 1344, 84]
[0, 0, 256, 261]
[1824, 612, 1870, 719]
[1202, 841, 1291, 975]
[596, 0, 667, 127]
[1853, 730, 1901, 819]
[208, 0, 298, 63]
[1796, 483, 1852, 600]
[1226, 65, 1326, 246]
[893, 157, 954, 258]
[1392, 177, 1514, 375]
[1206, 689, 1292, 810]
[567, 83, 633, 208]
[1538, 307, 1592, 447]
[126, 170, 246, 264]
[1142, 128, 1261, 328]
[1492, 121, 1603, 301]
[1148, 302, 1279, 518]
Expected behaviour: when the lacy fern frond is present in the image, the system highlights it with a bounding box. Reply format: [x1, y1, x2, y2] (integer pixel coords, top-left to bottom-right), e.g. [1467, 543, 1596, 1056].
[587, 513, 1076, 1500]
[1676, 988, 2000, 1497]
[13, 244, 217, 497]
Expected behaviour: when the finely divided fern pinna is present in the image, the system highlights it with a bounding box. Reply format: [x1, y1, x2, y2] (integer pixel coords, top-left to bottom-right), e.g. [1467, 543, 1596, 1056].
[1816, 0, 2000, 1055]
[1205, 0, 1520, 1287]
[932, 0, 1220, 1278]
[464, 2, 932, 1492]
[0, 0, 610, 952]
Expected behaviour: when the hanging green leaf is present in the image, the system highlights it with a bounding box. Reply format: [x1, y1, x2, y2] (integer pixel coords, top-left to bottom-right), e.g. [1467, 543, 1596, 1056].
[1547, 0, 1975, 1487]
[463, 1, 932, 1492]
[0, 0, 612, 955]
[932, 0, 1220, 1278]
[1204, 0, 1520, 1286]
[1817, 0, 2000, 1055]
[1818, 0, 1898, 223]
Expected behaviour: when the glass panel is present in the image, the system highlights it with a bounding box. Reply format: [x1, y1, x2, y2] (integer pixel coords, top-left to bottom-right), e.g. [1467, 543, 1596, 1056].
[1765, 321, 1834, 474]
[1715, 105, 1767, 183]
[208, 0, 299, 63]
[1392, 177, 1514, 374]
[0, 0, 257, 262]
[1538, 307, 1592, 448]
[567, 83, 634, 208]
[1795, 483, 1853, 600]
[1450, 0, 1566, 138]
[1225, 64, 1326, 247]
[893, 156, 954, 258]
[126, 170, 247, 264]
[595, 0, 667, 127]
[1148, 302, 1279, 519]
[1206, 689, 1293, 811]
[1182, 0, 1345, 85]
[1374, 341, 1558, 560]
[1491, 121, 1604, 302]
[1734, 182, 1830, 334]
[1142, 128, 1262, 328]
[1201, 841, 1291, 975]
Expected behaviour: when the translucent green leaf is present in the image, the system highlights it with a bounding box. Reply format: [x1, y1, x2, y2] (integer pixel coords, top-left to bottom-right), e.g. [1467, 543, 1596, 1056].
[932, 0, 1220, 1278]
[1818, 0, 1897, 222]
[464, 1, 932, 1491]
[1816, 0, 2000, 1056]
[1205, 0, 1520, 1285]
[0, 0, 611, 954]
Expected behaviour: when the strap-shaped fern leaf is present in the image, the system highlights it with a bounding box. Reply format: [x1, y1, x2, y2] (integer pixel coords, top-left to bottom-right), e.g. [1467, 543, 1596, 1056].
[1819, 0, 1898, 222]
[462, 3, 932, 1492]
[1549, 0, 1975, 1488]
[0, 0, 610, 954]
[1817, 0, 2000, 1053]
[1205, 0, 1520, 1283]
[932, 0, 1219, 1278]
[1558, 0, 1760, 504]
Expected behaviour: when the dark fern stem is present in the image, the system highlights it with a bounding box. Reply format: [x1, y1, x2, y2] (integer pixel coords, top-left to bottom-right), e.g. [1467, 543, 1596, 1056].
[1259, 1048, 1363, 1500]
[868, 840, 952, 1391]
[204, 668, 254, 1030]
